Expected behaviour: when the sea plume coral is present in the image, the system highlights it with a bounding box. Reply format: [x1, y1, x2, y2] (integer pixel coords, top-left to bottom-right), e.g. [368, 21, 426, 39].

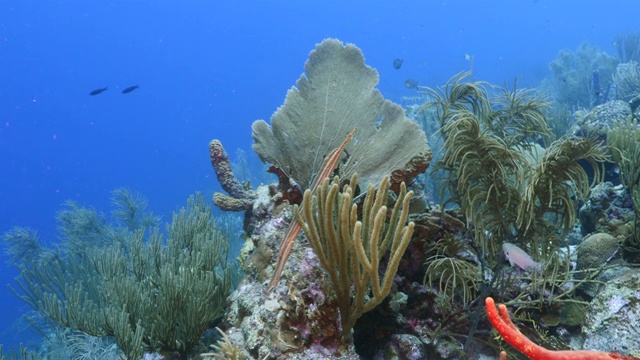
[3, 191, 233, 359]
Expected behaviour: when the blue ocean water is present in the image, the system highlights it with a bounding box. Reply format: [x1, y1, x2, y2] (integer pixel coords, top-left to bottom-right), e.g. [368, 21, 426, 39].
[0, 0, 636, 352]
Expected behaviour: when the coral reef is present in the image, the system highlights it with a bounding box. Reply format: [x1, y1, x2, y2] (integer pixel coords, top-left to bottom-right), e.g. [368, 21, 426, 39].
[221, 185, 359, 359]
[210, 139, 257, 211]
[222, 183, 480, 359]
[8, 34, 640, 360]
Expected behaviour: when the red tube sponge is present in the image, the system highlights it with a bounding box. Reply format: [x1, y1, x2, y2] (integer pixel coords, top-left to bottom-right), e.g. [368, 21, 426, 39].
[485, 297, 640, 360]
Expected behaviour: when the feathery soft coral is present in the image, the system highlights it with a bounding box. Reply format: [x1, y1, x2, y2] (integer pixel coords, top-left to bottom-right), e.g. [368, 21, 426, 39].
[485, 297, 640, 360]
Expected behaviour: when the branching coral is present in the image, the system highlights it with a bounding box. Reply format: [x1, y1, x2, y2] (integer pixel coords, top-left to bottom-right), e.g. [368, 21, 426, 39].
[487, 85, 554, 147]
[614, 32, 640, 63]
[296, 175, 414, 338]
[420, 73, 512, 257]
[439, 108, 526, 257]
[518, 136, 609, 237]
[486, 297, 640, 360]
[421, 72, 609, 266]
[268, 129, 355, 291]
[3, 190, 233, 359]
[419, 70, 492, 131]
[423, 235, 481, 305]
[260, 38, 430, 292]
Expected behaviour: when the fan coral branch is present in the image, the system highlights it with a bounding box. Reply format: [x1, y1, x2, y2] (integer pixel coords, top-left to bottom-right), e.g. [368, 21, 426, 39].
[486, 297, 640, 360]
[209, 139, 256, 211]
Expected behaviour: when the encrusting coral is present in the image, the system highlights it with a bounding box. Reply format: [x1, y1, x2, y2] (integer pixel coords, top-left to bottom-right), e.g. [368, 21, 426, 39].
[486, 297, 640, 360]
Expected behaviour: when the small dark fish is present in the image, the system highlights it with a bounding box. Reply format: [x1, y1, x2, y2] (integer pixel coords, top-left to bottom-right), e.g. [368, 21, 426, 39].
[393, 58, 403, 69]
[122, 85, 139, 94]
[404, 78, 419, 89]
[89, 87, 108, 96]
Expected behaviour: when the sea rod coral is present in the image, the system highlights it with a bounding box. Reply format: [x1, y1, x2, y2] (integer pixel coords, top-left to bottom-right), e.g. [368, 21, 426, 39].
[295, 175, 414, 338]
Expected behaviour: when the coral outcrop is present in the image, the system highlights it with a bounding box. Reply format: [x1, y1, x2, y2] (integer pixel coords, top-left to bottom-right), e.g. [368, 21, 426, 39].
[222, 185, 359, 359]
[579, 182, 635, 237]
[571, 100, 632, 141]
